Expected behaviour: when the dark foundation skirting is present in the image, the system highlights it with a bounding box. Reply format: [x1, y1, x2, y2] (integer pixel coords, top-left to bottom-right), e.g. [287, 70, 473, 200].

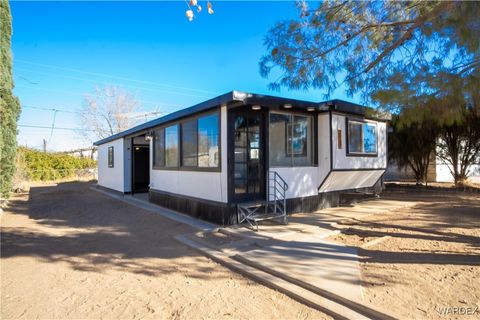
[150, 186, 380, 226]
[149, 189, 236, 226]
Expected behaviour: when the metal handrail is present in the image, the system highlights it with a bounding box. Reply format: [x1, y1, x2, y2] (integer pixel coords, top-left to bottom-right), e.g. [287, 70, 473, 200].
[267, 171, 288, 223]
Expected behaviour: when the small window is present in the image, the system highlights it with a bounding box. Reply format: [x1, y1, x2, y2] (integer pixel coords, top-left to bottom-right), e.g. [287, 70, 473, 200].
[347, 120, 377, 155]
[165, 125, 179, 167]
[337, 129, 342, 149]
[108, 146, 114, 168]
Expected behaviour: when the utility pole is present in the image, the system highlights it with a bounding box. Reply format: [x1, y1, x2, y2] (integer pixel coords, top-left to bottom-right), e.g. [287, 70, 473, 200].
[43, 139, 47, 153]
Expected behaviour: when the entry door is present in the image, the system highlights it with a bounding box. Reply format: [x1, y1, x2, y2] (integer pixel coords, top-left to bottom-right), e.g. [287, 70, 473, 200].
[231, 111, 265, 202]
[132, 145, 150, 193]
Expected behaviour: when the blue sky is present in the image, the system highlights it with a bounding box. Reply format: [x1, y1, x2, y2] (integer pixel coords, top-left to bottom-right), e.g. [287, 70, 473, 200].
[11, 1, 358, 151]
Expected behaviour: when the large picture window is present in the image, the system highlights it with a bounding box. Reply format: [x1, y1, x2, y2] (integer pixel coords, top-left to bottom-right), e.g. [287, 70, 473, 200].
[152, 111, 220, 170]
[269, 112, 314, 167]
[347, 119, 377, 155]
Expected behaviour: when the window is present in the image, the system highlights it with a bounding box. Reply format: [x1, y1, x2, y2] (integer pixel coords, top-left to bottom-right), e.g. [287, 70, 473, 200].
[165, 125, 179, 167]
[182, 119, 198, 167]
[108, 146, 114, 168]
[347, 120, 377, 155]
[152, 111, 220, 170]
[198, 113, 219, 167]
[337, 129, 342, 149]
[269, 112, 314, 167]
[363, 123, 377, 153]
[153, 128, 165, 167]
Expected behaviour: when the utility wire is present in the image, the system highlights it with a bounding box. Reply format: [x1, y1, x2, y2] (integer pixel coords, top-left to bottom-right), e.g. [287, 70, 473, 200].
[15, 59, 220, 95]
[22, 104, 80, 114]
[48, 109, 59, 143]
[16, 85, 181, 107]
[15, 69, 211, 99]
[18, 124, 94, 131]
[21, 104, 165, 120]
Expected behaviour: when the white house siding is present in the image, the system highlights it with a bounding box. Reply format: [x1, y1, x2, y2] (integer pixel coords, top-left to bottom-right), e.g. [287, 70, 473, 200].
[331, 113, 387, 170]
[149, 105, 228, 203]
[317, 113, 331, 185]
[319, 170, 384, 193]
[123, 138, 132, 193]
[97, 138, 125, 192]
[271, 167, 319, 199]
[270, 113, 387, 199]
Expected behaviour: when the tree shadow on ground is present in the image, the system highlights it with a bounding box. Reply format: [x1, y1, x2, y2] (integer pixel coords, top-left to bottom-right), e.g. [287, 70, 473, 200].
[1, 182, 218, 279]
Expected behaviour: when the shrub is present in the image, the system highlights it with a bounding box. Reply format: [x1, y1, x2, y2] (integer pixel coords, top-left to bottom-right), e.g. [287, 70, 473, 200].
[16, 147, 97, 182]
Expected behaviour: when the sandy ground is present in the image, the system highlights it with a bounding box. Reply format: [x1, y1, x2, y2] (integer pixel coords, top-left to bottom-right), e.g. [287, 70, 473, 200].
[1, 182, 328, 320]
[329, 191, 480, 319]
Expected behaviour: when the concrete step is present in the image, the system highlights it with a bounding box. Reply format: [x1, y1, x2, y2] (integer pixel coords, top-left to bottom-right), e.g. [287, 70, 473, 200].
[233, 254, 395, 320]
[175, 233, 396, 320]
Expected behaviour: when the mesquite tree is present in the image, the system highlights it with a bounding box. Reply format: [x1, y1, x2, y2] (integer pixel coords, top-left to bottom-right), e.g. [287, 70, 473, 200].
[389, 109, 439, 186]
[437, 107, 480, 185]
[260, 1, 479, 107]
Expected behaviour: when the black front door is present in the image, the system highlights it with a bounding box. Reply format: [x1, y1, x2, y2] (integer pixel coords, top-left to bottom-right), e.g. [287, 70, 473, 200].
[132, 145, 150, 193]
[230, 110, 265, 202]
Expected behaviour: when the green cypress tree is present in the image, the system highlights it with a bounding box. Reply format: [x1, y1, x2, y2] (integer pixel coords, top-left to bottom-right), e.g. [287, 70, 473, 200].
[0, 0, 21, 199]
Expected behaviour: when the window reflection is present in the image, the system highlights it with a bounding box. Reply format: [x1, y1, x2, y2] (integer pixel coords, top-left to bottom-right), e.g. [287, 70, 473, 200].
[165, 125, 179, 167]
[347, 120, 377, 155]
[198, 113, 219, 167]
[269, 112, 313, 167]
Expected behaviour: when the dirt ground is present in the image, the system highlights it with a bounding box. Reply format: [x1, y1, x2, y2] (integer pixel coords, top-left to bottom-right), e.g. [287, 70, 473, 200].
[329, 190, 480, 319]
[0, 182, 328, 320]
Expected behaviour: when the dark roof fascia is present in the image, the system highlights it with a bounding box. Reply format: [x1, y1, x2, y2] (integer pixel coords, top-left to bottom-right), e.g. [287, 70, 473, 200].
[93, 91, 235, 145]
[321, 99, 391, 121]
[239, 92, 319, 110]
[94, 91, 390, 146]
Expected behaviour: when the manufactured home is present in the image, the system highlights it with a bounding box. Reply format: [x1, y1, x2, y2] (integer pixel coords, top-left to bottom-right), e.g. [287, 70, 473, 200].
[94, 91, 388, 226]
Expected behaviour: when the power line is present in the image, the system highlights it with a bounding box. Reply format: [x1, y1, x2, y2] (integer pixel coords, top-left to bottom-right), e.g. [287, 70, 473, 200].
[18, 124, 94, 131]
[48, 110, 59, 142]
[15, 59, 220, 95]
[15, 68, 212, 99]
[21, 104, 80, 114]
[21, 104, 165, 120]
[16, 85, 177, 107]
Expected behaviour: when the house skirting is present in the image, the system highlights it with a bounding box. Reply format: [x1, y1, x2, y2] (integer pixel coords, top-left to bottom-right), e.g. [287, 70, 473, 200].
[149, 189, 235, 225]
[149, 186, 380, 226]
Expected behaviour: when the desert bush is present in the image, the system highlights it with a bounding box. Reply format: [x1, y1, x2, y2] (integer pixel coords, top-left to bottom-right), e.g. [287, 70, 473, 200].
[16, 147, 97, 182]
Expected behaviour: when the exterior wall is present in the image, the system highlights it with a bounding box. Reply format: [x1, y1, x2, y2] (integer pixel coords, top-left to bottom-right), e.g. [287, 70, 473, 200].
[319, 170, 384, 193]
[435, 163, 480, 183]
[331, 113, 387, 170]
[271, 167, 319, 199]
[268, 113, 331, 200]
[123, 138, 132, 193]
[269, 113, 386, 199]
[97, 138, 125, 192]
[149, 105, 228, 203]
[317, 113, 331, 185]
